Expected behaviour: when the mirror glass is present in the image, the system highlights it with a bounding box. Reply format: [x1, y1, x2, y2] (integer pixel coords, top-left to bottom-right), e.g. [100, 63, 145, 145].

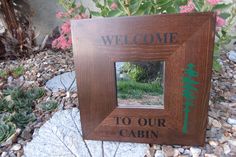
[115, 61, 164, 109]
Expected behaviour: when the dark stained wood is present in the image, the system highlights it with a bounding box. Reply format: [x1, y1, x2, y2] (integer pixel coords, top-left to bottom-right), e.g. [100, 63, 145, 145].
[71, 12, 216, 146]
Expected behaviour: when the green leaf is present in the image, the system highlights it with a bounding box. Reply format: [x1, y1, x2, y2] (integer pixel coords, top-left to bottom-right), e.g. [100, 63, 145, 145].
[40, 101, 58, 112]
[94, 1, 104, 9]
[0, 70, 7, 79]
[12, 66, 24, 78]
[129, 0, 142, 15]
[175, 0, 188, 6]
[90, 11, 101, 17]
[212, 4, 231, 11]
[102, 7, 111, 16]
[156, 0, 171, 7]
[10, 112, 36, 128]
[192, 0, 204, 12]
[107, 0, 113, 5]
[0, 123, 16, 144]
[26, 88, 45, 100]
[166, 6, 178, 13]
[134, 2, 153, 15]
[213, 59, 221, 72]
[107, 9, 125, 17]
[219, 13, 231, 19]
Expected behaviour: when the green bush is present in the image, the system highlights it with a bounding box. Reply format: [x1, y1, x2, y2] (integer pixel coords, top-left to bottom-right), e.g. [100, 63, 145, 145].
[40, 101, 58, 112]
[11, 66, 24, 78]
[0, 123, 16, 144]
[8, 112, 36, 128]
[121, 63, 148, 82]
[117, 80, 163, 99]
[0, 87, 46, 144]
[0, 70, 7, 79]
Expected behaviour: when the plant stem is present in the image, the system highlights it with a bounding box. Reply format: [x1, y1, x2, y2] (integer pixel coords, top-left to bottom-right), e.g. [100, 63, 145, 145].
[120, 0, 131, 16]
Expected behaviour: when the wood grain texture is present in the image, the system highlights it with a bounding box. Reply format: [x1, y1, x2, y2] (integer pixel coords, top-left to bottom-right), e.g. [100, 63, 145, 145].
[71, 12, 216, 146]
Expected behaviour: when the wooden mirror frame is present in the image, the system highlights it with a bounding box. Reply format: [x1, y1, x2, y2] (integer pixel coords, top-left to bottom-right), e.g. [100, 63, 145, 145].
[71, 12, 216, 146]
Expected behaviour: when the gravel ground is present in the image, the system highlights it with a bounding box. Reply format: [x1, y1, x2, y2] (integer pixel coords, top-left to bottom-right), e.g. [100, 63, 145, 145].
[0, 49, 236, 157]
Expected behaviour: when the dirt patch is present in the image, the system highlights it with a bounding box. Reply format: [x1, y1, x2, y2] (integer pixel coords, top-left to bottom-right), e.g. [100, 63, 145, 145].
[118, 95, 164, 108]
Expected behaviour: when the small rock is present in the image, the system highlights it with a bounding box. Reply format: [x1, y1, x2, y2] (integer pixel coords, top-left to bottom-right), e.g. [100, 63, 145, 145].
[183, 149, 190, 155]
[230, 95, 236, 102]
[209, 140, 218, 147]
[162, 146, 175, 157]
[228, 139, 236, 146]
[228, 50, 236, 63]
[17, 139, 27, 146]
[219, 135, 230, 143]
[190, 147, 201, 157]
[36, 73, 41, 78]
[153, 145, 161, 150]
[205, 154, 217, 157]
[8, 151, 16, 157]
[223, 143, 231, 154]
[71, 93, 77, 98]
[211, 119, 222, 128]
[178, 148, 185, 154]
[173, 149, 180, 157]
[214, 146, 224, 156]
[16, 150, 23, 157]
[21, 127, 32, 140]
[7, 76, 13, 83]
[19, 76, 24, 82]
[11, 144, 22, 151]
[227, 118, 236, 125]
[147, 146, 156, 157]
[205, 144, 213, 153]
[155, 150, 164, 157]
[1, 152, 8, 157]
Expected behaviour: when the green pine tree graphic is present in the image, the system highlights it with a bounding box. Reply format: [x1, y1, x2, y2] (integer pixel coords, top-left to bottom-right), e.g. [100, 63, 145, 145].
[182, 63, 199, 134]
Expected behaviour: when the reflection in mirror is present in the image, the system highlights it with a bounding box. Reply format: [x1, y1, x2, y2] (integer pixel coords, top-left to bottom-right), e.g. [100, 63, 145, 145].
[116, 61, 164, 109]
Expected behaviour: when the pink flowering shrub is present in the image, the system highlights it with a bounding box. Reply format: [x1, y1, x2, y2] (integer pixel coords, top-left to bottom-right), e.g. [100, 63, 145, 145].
[179, 0, 195, 13]
[179, 0, 231, 33]
[55, 0, 235, 71]
[207, 0, 221, 6]
[52, 3, 88, 50]
[110, 2, 118, 10]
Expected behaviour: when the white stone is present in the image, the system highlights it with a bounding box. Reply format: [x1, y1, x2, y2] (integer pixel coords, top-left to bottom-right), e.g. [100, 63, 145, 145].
[24, 108, 149, 157]
[173, 149, 180, 157]
[228, 139, 236, 146]
[153, 145, 161, 150]
[219, 135, 230, 143]
[11, 144, 22, 151]
[227, 118, 236, 125]
[223, 143, 231, 154]
[155, 150, 164, 157]
[1, 152, 7, 157]
[183, 149, 190, 155]
[162, 146, 175, 157]
[7, 76, 13, 83]
[45, 71, 77, 92]
[211, 119, 222, 128]
[178, 148, 185, 154]
[209, 140, 219, 147]
[228, 50, 236, 63]
[190, 147, 201, 157]
[205, 154, 217, 157]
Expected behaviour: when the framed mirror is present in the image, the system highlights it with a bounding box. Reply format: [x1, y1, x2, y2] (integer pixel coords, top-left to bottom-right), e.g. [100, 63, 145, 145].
[71, 12, 216, 145]
[116, 61, 165, 109]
